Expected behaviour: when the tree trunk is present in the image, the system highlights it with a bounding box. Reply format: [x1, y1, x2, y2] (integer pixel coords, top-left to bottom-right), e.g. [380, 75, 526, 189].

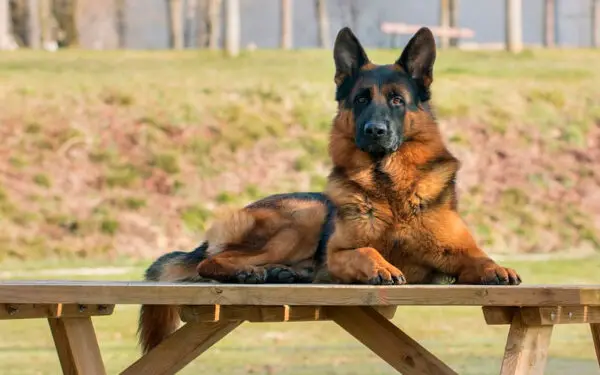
[592, 0, 600, 48]
[0, 0, 10, 49]
[166, 0, 183, 49]
[27, 0, 40, 48]
[315, 0, 329, 48]
[115, 0, 126, 48]
[542, 0, 555, 47]
[280, 0, 291, 49]
[439, 0, 449, 48]
[224, 0, 239, 56]
[449, 0, 459, 47]
[39, 0, 52, 48]
[505, 0, 522, 53]
[184, 0, 196, 47]
[199, 0, 221, 49]
[53, 0, 78, 47]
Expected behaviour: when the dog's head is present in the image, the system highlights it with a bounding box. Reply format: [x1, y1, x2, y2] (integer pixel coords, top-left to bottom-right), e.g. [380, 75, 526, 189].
[333, 27, 436, 158]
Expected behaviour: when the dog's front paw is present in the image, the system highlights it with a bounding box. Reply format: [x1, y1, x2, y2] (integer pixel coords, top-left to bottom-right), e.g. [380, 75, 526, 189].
[356, 264, 406, 286]
[458, 261, 521, 285]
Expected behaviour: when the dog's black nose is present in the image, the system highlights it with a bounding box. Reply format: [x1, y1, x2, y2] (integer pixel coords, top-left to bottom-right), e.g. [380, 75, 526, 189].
[364, 122, 388, 138]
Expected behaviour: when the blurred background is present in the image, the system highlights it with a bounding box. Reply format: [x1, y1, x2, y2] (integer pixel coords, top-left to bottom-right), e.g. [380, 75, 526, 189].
[1, 1, 599, 374]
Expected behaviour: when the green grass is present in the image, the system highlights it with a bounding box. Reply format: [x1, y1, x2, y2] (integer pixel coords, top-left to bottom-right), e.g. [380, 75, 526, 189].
[1, 257, 599, 375]
[0, 48, 599, 260]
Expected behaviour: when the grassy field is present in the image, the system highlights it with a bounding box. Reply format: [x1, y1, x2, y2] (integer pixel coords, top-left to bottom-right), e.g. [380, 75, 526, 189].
[0, 48, 599, 374]
[1, 257, 600, 375]
[0, 48, 599, 262]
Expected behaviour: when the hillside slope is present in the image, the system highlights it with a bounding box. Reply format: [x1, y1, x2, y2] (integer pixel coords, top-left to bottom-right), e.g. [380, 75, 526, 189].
[0, 49, 598, 262]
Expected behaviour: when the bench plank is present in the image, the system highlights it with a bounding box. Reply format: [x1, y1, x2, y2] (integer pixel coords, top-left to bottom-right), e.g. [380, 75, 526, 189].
[484, 306, 600, 325]
[0, 303, 114, 320]
[1, 281, 599, 306]
[120, 320, 241, 375]
[180, 305, 397, 322]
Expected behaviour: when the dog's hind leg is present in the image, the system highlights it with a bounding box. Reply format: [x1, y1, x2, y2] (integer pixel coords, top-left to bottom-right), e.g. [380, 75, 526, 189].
[196, 227, 308, 284]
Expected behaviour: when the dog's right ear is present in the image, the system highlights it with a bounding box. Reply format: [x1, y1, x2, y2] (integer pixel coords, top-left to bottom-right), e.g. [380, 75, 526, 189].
[333, 27, 369, 87]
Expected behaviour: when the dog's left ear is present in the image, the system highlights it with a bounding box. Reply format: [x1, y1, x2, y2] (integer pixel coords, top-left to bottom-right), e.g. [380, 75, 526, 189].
[396, 27, 436, 102]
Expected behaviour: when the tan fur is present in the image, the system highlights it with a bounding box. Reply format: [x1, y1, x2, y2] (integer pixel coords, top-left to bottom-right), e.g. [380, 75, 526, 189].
[205, 209, 256, 256]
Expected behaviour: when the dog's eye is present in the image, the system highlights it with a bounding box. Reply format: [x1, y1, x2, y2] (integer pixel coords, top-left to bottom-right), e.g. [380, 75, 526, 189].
[355, 96, 369, 104]
[390, 96, 404, 107]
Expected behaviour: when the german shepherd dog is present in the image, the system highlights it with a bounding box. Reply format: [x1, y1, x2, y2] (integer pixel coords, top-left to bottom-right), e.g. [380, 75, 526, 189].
[138, 26, 521, 353]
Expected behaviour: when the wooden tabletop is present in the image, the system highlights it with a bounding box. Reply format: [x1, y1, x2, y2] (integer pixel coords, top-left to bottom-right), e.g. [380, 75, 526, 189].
[1, 281, 599, 306]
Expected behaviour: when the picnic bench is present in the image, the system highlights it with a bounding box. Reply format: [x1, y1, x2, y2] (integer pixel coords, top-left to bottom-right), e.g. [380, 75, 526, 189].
[1, 281, 599, 375]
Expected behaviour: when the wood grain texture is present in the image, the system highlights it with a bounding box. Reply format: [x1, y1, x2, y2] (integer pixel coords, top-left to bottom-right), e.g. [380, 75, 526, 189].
[121, 320, 241, 375]
[48, 317, 107, 375]
[0, 303, 113, 320]
[1, 281, 599, 306]
[520, 306, 600, 325]
[591, 323, 600, 367]
[499, 313, 553, 375]
[485, 306, 600, 326]
[180, 305, 396, 322]
[482, 306, 518, 325]
[327, 306, 457, 375]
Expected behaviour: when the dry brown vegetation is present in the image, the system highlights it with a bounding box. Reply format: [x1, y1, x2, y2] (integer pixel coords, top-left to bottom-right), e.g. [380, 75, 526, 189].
[0, 48, 599, 262]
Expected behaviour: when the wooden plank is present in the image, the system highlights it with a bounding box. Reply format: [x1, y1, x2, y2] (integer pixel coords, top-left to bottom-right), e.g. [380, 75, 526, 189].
[0, 303, 114, 320]
[48, 317, 107, 375]
[520, 306, 600, 326]
[181, 305, 397, 322]
[1, 282, 599, 307]
[482, 306, 518, 325]
[590, 323, 600, 367]
[499, 313, 553, 375]
[121, 320, 241, 375]
[328, 306, 457, 375]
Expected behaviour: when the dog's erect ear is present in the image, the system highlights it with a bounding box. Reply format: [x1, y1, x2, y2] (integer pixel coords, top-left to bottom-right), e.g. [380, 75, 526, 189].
[396, 27, 436, 101]
[333, 27, 370, 86]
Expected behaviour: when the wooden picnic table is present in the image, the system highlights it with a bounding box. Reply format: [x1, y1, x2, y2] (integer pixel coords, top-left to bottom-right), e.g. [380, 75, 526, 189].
[1, 281, 599, 375]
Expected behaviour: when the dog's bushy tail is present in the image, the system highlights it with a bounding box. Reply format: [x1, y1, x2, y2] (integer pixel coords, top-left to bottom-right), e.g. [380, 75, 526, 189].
[137, 243, 208, 354]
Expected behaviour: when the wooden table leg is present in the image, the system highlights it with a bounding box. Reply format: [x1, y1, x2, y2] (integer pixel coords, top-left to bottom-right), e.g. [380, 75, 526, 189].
[326, 306, 457, 375]
[591, 323, 600, 367]
[120, 320, 242, 375]
[48, 317, 107, 375]
[499, 312, 553, 375]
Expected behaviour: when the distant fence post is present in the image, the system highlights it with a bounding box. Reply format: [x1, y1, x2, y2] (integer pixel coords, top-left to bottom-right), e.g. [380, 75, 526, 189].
[27, 0, 41, 48]
[315, 0, 329, 48]
[115, 0, 126, 48]
[449, 0, 460, 47]
[439, 0, 449, 48]
[593, 0, 600, 48]
[542, 0, 555, 47]
[224, 0, 240, 56]
[505, 0, 522, 53]
[0, 0, 9, 50]
[167, 0, 184, 49]
[280, 0, 292, 49]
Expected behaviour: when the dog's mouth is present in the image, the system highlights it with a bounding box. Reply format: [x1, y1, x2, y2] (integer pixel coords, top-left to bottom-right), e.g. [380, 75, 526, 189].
[358, 138, 401, 156]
